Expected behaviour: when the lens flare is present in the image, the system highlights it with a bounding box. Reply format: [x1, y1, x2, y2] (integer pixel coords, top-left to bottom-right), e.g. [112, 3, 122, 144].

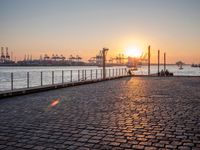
[50, 99, 60, 107]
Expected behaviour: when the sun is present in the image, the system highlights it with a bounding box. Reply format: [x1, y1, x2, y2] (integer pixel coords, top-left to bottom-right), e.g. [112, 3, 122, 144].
[125, 47, 142, 58]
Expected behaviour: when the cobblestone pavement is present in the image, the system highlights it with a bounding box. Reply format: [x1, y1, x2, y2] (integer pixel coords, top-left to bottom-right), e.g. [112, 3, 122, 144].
[0, 77, 200, 150]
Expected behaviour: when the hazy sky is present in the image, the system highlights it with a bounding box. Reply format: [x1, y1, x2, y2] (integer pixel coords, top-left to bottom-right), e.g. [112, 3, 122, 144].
[0, 0, 200, 63]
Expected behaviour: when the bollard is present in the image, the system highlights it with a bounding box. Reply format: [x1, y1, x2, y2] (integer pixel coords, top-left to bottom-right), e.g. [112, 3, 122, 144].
[41, 71, 43, 86]
[27, 72, 29, 88]
[52, 71, 54, 85]
[11, 72, 13, 90]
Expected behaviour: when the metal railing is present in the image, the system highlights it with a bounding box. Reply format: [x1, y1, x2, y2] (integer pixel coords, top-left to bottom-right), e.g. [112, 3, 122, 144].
[0, 68, 128, 92]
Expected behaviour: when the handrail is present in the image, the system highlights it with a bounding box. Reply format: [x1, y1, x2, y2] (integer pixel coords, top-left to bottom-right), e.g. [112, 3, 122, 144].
[0, 68, 128, 92]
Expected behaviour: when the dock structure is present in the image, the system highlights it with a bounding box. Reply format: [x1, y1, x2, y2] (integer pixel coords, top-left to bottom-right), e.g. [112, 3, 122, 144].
[0, 76, 200, 149]
[158, 49, 160, 75]
[148, 45, 151, 75]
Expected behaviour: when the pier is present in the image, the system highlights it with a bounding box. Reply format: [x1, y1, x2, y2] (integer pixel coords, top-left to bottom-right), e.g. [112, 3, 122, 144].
[0, 76, 199, 149]
[0, 68, 128, 98]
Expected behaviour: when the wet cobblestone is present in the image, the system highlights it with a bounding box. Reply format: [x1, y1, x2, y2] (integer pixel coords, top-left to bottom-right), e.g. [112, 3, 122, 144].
[0, 77, 200, 149]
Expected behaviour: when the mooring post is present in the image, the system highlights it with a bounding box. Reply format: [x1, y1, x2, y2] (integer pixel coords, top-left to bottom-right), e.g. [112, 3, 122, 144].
[164, 52, 166, 72]
[148, 45, 151, 76]
[158, 50, 160, 76]
[11, 72, 13, 90]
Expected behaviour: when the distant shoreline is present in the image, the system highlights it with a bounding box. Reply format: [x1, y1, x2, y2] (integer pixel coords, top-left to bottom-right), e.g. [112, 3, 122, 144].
[0, 64, 193, 67]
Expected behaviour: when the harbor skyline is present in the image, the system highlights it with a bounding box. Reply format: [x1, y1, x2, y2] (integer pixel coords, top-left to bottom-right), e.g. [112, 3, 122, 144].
[0, 0, 200, 63]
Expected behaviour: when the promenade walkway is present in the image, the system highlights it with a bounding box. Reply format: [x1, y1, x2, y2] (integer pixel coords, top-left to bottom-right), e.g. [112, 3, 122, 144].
[0, 77, 200, 150]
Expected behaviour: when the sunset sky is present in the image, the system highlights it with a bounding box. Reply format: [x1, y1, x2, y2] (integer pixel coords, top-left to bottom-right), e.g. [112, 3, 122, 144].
[0, 0, 200, 63]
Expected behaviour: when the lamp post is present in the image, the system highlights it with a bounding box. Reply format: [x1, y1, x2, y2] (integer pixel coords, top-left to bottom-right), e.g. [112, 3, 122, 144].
[102, 48, 109, 79]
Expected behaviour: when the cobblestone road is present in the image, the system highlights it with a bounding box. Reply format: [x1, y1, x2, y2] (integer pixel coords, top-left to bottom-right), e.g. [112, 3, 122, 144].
[0, 77, 200, 150]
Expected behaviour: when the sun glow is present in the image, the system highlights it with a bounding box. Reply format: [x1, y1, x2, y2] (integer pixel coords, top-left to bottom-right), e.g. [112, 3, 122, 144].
[125, 47, 142, 58]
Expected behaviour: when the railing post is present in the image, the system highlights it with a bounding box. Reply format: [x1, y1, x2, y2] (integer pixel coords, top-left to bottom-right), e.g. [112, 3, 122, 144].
[11, 72, 13, 90]
[62, 70, 64, 84]
[78, 70, 80, 81]
[91, 70, 92, 80]
[96, 69, 98, 79]
[122, 68, 124, 76]
[52, 71, 54, 85]
[116, 68, 117, 76]
[27, 72, 29, 88]
[113, 68, 114, 77]
[41, 71, 43, 86]
[70, 70, 72, 82]
[101, 69, 102, 79]
[85, 70, 87, 80]
[82, 70, 84, 80]
[109, 69, 110, 78]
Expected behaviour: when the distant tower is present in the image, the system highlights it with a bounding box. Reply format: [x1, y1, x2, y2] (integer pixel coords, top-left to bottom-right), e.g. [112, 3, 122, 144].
[11, 51, 13, 61]
[1, 47, 5, 61]
[24, 54, 27, 61]
[5, 47, 10, 60]
[27, 54, 30, 61]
